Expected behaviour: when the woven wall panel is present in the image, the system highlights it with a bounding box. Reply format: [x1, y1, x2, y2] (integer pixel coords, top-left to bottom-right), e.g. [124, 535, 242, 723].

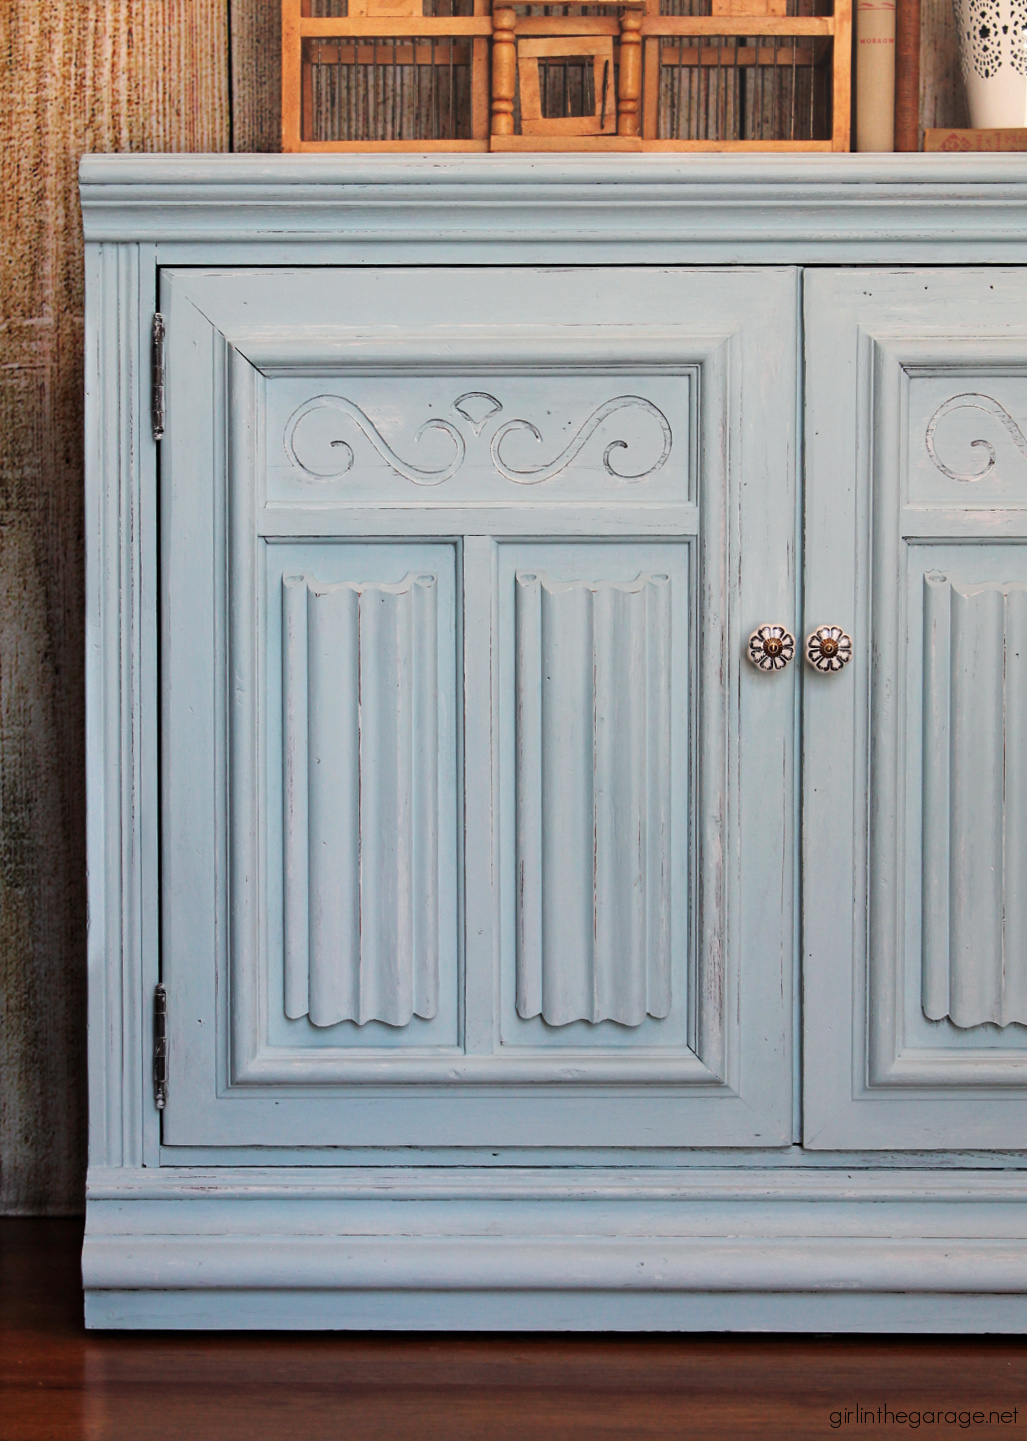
[0, 2, 228, 1215]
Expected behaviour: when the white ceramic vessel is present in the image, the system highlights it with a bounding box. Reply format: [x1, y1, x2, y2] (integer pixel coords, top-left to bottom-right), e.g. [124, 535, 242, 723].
[953, 0, 1027, 127]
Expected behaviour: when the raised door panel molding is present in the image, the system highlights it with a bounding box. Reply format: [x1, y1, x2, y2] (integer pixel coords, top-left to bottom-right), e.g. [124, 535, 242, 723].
[514, 570, 672, 1027]
[246, 539, 461, 1070]
[494, 540, 699, 1062]
[281, 571, 440, 1028]
[922, 573, 1027, 1030]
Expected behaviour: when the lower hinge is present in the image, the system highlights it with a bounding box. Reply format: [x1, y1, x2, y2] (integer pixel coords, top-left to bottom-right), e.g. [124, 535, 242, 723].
[153, 983, 168, 1110]
[151, 312, 166, 441]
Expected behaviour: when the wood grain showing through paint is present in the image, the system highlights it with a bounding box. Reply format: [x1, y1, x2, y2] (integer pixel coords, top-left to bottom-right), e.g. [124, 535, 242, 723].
[0, 2, 228, 1215]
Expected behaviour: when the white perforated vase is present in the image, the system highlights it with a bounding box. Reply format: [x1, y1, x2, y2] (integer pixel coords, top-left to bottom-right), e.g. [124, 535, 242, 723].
[953, 0, 1027, 126]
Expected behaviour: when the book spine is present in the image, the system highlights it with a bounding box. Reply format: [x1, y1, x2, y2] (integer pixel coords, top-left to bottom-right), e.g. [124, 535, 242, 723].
[893, 0, 921, 150]
[856, 0, 896, 150]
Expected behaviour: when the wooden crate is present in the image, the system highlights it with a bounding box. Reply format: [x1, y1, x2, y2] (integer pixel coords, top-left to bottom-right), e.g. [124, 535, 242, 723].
[281, 0, 851, 151]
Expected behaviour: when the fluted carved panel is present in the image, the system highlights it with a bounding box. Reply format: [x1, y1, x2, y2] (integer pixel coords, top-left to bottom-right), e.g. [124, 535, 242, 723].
[515, 571, 672, 1027]
[282, 571, 439, 1027]
[922, 573, 1027, 1028]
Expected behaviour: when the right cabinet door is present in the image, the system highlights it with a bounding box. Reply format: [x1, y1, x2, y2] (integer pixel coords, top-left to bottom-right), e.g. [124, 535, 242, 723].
[804, 269, 1027, 1149]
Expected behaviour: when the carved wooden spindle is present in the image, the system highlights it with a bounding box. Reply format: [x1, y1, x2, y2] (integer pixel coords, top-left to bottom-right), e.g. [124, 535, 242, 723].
[617, 10, 642, 138]
[492, 8, 517, 136]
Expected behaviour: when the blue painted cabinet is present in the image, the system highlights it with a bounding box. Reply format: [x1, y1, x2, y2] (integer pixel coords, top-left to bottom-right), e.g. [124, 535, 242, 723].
[81, 158, 1027, 1331]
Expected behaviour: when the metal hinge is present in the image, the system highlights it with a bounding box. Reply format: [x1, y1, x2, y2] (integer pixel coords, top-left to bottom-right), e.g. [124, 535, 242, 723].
[153, 983, 168, 1110]
[151, 312, 166, 441]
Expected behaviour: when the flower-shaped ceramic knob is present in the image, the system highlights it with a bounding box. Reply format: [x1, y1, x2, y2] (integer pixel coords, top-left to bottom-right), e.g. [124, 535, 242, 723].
[747, 624, 795, 672]
[805, 625, 853, 673]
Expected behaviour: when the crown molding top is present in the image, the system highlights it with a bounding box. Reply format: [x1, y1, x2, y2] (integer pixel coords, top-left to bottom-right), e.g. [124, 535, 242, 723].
[79, 152, 1027, 262]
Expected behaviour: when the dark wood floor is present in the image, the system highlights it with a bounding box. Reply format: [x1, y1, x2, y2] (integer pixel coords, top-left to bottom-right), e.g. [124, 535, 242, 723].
[3, 1219, 1027, 1440]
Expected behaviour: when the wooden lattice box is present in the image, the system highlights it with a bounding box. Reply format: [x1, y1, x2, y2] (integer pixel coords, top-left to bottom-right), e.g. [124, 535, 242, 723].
[282, 0, 851, 151]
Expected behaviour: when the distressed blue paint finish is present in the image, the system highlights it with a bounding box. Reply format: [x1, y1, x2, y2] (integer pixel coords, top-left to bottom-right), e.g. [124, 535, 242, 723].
[78, 153, 1027, 263]
[514, 570, 672, 1027]
[922, 574, 1027, 1030]
[261, 540, 459, 1064]
[804, 268, 1027, 1152]
[282, 570, 440, 1028]
[502, 542, 689, 1050]
[153, 261, 795, 1150]
[82, 157, 1027, 1333]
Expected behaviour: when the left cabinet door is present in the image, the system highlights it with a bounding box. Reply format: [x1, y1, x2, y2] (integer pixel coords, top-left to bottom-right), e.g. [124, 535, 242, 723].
[159, 265, 799, 1150]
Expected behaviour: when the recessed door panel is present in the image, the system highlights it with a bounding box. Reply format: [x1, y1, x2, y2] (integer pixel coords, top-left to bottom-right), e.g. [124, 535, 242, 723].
[267, 543, 460, 1053]
[495, 541, 692, 1052]
[920, 568, 1027, 1033]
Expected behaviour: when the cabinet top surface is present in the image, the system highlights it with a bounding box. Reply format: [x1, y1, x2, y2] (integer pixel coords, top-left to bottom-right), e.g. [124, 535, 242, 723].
[79, 152, 1027, 261]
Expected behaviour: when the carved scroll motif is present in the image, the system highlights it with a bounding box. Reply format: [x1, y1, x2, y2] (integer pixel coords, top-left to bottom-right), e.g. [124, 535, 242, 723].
[285, 395, 465, 485]
[285, 392, 673, 486]
[925, 392, 1027, 482]
[491, 395, 673, 484]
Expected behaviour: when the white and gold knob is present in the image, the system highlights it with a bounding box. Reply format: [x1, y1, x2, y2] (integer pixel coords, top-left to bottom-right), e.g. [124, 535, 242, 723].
[747, 624, 795, 672]
[805, 625, 853, 673]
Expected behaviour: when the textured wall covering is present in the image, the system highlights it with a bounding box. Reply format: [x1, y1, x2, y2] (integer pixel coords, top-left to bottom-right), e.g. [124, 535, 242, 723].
[0, 2, 228, 1214]
[232, 0, 282, 152]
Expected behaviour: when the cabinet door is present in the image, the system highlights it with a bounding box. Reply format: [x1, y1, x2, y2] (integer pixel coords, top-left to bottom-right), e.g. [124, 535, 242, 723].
[805, 269, 1027, 1149]
[160, 266, 797, 1150]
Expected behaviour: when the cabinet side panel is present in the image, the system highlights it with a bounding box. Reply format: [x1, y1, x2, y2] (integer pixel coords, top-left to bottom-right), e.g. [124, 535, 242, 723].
[86, 242, 158, 1173]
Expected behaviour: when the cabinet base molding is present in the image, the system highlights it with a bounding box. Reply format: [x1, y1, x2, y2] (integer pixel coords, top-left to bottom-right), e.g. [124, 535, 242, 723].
[83, 1168, 1027, 1331]
[84, 1289, 1027, 1333]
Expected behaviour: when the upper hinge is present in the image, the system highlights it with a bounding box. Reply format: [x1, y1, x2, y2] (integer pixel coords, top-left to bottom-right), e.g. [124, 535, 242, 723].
[153, 983, 168, 1110]
[151, 312, 166, 441]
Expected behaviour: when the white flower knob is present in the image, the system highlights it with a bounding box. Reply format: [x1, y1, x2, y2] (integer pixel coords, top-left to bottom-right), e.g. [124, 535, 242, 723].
[805, 625, 853, 673]
[747, 624, 795, 672]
